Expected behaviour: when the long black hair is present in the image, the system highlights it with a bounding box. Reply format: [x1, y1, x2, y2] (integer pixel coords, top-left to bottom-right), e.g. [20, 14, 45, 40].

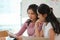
[38, 4, 60, 34]
[13, 4, 38, 40]
[26, 4, 38, 26]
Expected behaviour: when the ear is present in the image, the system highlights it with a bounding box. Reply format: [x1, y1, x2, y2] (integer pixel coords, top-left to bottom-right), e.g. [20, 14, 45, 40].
[43, 14, 47, 18]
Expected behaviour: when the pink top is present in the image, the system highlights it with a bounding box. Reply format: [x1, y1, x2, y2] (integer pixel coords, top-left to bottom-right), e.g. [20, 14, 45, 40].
[16, 20, 43, 36]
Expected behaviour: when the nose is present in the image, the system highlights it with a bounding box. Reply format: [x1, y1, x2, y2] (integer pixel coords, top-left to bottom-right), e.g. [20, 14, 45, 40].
[28, 14, 32, 18]
[29, 13, 32, 17]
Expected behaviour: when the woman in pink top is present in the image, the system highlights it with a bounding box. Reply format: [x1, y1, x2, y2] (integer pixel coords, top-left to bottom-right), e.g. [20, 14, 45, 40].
[16, 4, 38, 36]
[9, 4, 42, 40]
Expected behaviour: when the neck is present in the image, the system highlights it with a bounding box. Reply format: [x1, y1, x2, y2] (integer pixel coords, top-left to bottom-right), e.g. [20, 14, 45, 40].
[32, 19, 37, 23]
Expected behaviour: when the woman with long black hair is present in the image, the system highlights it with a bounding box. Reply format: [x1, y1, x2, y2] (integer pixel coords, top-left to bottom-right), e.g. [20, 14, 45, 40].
[8, 4, 42, 40]
[35, 4, 60, 40]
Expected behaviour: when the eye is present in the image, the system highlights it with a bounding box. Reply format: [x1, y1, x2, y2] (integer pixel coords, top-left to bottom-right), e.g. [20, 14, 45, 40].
[31, 13, 35, 15]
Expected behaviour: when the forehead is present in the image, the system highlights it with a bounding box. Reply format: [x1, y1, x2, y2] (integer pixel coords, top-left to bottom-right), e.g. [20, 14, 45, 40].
[27, 9, 35, 14]
[28, 9, 34, 12]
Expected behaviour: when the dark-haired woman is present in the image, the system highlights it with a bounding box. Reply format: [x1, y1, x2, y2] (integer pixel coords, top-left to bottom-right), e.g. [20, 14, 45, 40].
[9, 4, 42, 40]
[35, 4, 60, 40]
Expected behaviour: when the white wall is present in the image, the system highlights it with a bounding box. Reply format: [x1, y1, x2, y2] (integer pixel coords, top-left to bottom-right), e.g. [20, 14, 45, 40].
[0, 0, 21, 34]
[0, 0, 21, 40]
[22, 0, 60, 18]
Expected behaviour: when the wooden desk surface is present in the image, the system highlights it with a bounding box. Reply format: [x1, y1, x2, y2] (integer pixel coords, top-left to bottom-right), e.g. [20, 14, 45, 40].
[22, 36, 49, 40]
[0, 30, 8, 37]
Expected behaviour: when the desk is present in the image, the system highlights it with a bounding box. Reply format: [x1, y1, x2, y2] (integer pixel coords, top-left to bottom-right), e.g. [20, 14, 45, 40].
[0, 31, 8, 40]
[22, 36, 49, 40]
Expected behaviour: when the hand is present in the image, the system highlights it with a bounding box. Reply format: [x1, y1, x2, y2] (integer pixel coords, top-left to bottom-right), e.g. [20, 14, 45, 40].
[35, 19, 43, 27]
[17, 36, 22, 40]
[35, 19, 39, 26]
[35, 19, 43, 37]
[0, 37, 6, 40]
[7, 31, 17, 38]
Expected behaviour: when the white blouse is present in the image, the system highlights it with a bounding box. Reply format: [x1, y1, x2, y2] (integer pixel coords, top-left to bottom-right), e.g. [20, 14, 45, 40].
[42, 22, 53, 38]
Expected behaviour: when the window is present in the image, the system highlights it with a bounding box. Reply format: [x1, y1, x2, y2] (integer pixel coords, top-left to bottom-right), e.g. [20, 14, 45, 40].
[0, 0, 21, 40]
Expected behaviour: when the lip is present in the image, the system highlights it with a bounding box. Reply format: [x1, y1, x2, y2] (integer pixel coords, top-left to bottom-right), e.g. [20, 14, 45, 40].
[30, 17, 32, 19]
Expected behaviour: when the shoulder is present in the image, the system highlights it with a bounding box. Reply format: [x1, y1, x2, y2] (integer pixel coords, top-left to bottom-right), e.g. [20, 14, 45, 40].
[26, 19, 31, 23]
[23, 19, 31, 24]
[47, 22, 52, 27]
[22, 19, 32, 27]
[42, 22, 53, 30]
[26, 19, 32, 26]
[47, 22, 53, 30]
[22, 19, 30, 26]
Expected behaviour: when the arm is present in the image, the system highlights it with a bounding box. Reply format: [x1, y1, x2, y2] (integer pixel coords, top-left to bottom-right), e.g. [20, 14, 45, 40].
[8, 22, 27, 39]
[49, 28, 55, 40]
[39, 30, 43, 37]
[35, 27, 43, 37]
[16, 23, 27, 36]
[35, 26, 40, 37]
[35, 19, 43, 37]
[8, 23, 27, 38]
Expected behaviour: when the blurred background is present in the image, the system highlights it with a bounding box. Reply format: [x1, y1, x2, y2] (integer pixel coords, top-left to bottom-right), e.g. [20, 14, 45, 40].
[0, 0, 60, 40]
[22, 0, 60, 37]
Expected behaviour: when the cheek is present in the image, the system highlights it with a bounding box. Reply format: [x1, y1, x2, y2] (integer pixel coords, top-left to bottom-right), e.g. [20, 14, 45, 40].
[32, 15, 36, 18]
[38, 15, 44, 19]
[28, 14, 31, 17]
[38, 15, 41, 19]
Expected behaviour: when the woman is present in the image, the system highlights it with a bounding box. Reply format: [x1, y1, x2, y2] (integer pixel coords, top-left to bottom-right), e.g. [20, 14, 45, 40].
[35, 4, 60, 40]
[9, 4, 42, 40]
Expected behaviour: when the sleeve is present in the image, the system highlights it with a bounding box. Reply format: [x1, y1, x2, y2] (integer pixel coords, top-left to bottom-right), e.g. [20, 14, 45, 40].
[15, 22, 27, 36]
[47, 22, 53, 30]
[42, 22, 53, 32]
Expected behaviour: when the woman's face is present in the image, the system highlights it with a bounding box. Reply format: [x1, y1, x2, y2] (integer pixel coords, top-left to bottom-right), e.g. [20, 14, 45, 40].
[38, 13, 47, 22]
[27, 9, 37, 21]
